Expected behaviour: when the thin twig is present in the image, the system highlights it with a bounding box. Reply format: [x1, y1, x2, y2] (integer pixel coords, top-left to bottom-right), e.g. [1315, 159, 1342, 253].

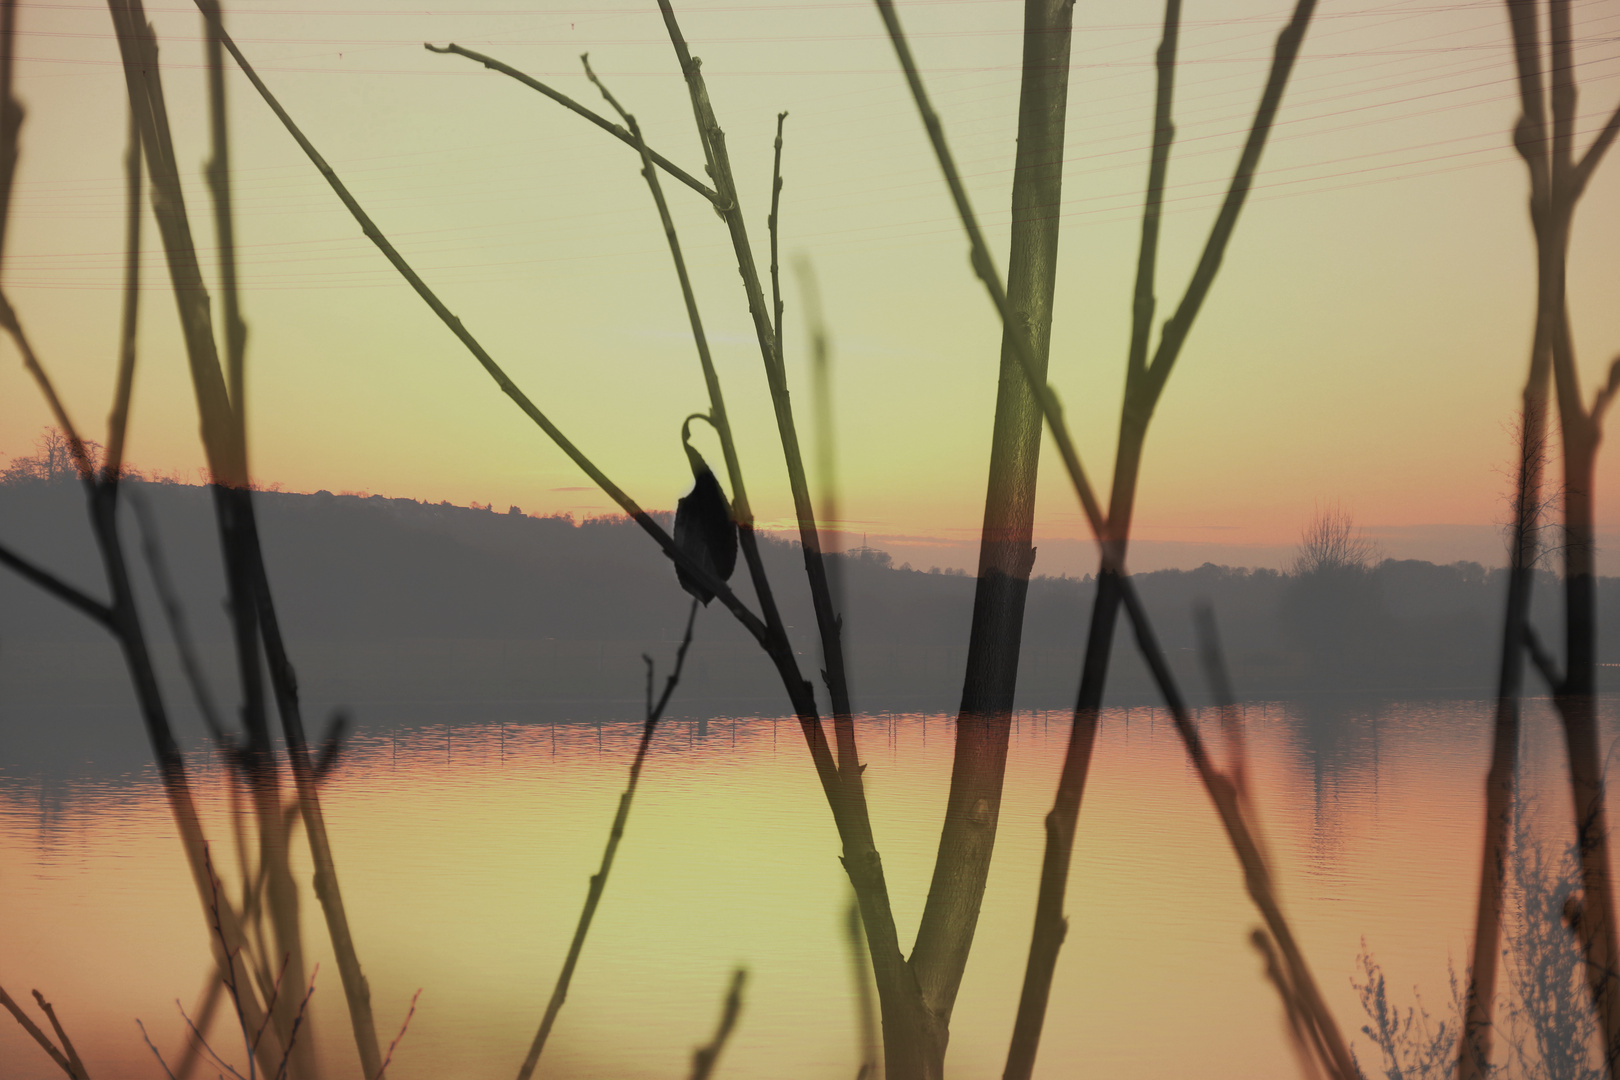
[202, 845, 261, 1078]
[138, 1019, 182, 1080]
[1573, 96, 1620, 197]
[424, 42, 720, 206]
[128, 486, 232, 744]
[689, 968, 747, 1080]
[1119, 0, 1180, 468]
[768, 111, 786, 357]
[654, 0, 861, 768]
[104, 103, 141, 481]
[30, 992, 88, 1080]
[270, 967, 317, 1080]
[248, 954, 292, 1064]
[173, 976, 226, 1080]
[240, 512, 379, 1076]
[173, 998, 249, 1080]
[199, 0, 247, 427]
[1139, 0, 1317, 408]
[374, 988, 422, 1080]
[516, 598, 699, 1080]
[575, 49, 799, 726]
[0, 982, 77, 1078]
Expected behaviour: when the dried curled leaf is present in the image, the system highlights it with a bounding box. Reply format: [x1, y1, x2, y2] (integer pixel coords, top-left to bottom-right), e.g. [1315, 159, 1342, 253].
[674, 459, 737, 605]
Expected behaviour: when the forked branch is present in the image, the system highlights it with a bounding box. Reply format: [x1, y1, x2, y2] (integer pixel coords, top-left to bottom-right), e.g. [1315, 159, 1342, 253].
[874, 3, 1349, 1075]
[0, 983, 87, 1079]
[576, 53, 792, 669]
[195, 7, 766, 646]
[425, 42, 721, 207]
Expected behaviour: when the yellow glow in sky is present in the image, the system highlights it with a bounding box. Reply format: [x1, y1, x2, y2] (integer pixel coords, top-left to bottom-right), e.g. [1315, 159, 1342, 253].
[2, 0, 1618, 572]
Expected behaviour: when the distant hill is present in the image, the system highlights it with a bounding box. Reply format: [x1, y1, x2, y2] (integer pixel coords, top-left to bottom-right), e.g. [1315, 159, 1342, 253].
[1, 480, 1614, 749]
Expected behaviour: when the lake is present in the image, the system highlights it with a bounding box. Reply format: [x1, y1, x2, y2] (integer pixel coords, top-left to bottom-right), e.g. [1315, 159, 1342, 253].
[3, 696, 1617, 1078]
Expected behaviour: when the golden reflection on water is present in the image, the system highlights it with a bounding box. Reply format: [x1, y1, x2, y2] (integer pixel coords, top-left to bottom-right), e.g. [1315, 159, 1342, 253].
[2, 700, 1614, 1078]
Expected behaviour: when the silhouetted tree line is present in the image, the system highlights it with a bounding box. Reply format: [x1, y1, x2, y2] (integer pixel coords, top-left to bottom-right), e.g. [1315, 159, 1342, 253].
[4, 477, 1611, 711]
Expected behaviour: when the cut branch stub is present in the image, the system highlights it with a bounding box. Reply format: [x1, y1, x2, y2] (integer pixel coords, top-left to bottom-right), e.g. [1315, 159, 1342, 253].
[676, 417, 738, 605]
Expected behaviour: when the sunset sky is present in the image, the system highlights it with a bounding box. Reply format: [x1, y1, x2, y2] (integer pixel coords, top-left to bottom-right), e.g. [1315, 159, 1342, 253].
[2, 0, 1617, 574]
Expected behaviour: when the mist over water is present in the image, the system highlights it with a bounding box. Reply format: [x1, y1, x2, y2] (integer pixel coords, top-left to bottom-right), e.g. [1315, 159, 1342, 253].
[4, 698, 1616, 1078]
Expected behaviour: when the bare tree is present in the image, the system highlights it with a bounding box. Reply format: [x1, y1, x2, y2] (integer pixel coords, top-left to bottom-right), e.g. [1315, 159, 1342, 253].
[1292, 505, 1376, 578]
[1461, 2, 1620, 1076]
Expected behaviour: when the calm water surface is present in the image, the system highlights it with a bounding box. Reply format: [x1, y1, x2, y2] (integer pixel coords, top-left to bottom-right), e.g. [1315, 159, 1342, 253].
[4, 697, 1618, 1078]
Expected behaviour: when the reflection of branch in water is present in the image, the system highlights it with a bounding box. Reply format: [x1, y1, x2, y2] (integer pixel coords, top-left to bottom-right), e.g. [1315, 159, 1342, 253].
[516, 599, 700, 1079]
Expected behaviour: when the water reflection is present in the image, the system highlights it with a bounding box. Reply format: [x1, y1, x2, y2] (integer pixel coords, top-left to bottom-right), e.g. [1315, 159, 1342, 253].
[0, 699, 1616, 1078]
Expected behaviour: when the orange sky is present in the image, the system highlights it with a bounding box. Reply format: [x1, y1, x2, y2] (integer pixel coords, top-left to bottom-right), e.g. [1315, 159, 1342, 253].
[2, 0, 1618, 573]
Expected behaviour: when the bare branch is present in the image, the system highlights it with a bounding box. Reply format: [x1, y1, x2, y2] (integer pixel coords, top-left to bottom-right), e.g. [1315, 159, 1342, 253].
[1573, 98, 1620, 197]
[270, 966, 318, 1080]
[769, 111, 787, 355]
[1123, 0, 1180, 400]
[654, 0, 861, 773]
[374, 988, 422, 1080]
[689, 968, 747, 1080]
[516, 599, 699, 1079]
[0, 298, 99, 481]
[1525, 622, 1565, 694]
[0, 982, 78, 1078]
[872, 0, 1108, 546]
[200, 0, 249, 439]
[128, 487, 231, 745]
[423, 42, 720, 207]
[137, 1018, 180, 1080]
[1115, 581, 1356, 1079]
[0, 541, 114, 627]
[197, 9, 766, 645]
[30, 991, 88, 1080]
[104, 105, 141, 480]
[106, 0, 243, 489]
[877, 8, 1349, 1076]
[1142, 0, 1317, 407]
